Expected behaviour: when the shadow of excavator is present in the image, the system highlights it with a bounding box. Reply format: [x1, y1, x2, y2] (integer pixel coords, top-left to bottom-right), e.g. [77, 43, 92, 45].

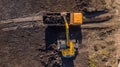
[45, 25, 82, 67]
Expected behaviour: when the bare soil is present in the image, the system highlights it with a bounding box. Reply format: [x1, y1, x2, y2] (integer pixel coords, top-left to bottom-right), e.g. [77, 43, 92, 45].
[0, 0, 117, 67]
[0, 25, 89, 67]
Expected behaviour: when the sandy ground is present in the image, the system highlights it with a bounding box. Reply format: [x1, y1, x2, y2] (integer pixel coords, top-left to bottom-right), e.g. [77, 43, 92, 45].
[114, 0, 120, 66]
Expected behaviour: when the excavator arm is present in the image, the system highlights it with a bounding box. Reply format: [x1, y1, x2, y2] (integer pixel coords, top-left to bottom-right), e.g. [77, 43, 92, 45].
[61, 15, 75, 58]
[63, 16, 70, 47]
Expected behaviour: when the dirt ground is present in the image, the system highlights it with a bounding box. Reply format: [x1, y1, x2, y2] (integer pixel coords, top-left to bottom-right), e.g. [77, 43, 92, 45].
[0, 0, 119, 67]
[0, 25, 89, 67]
[88, 0, 120, 66]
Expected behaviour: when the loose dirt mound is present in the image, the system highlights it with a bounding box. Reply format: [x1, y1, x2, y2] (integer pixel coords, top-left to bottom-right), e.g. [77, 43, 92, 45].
[0, 0, 111, 20]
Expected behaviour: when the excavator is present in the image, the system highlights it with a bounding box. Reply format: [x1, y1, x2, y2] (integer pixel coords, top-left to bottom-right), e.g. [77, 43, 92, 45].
[43, 12, 83, 58]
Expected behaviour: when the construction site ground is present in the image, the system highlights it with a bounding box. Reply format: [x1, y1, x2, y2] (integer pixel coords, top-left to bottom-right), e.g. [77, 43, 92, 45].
[0, 0, 120, 67]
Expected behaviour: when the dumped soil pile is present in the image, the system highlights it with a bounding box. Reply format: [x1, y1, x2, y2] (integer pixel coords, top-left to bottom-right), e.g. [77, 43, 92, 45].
[0, 0, 111, 20]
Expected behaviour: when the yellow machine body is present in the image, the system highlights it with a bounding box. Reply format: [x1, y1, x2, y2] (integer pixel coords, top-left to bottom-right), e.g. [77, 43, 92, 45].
[61, 42, 75, 57]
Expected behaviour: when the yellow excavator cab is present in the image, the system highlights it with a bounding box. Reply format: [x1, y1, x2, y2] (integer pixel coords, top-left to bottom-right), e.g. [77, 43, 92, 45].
[61, 42, 75, 58]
